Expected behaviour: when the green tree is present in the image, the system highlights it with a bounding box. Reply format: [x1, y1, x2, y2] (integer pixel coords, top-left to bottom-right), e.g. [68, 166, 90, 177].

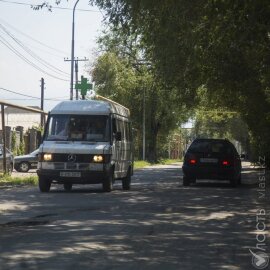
[92, 51, 189, 162]
[91, 28, 190, 161]
[38, 0, 270, 165]
[193, 86, 250, 155]
[89, 0, 270, 166]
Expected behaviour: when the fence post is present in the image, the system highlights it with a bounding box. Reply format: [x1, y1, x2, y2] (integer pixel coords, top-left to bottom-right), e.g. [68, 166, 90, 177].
[29, 128, 37, 152]
[24, 134, 29, 154]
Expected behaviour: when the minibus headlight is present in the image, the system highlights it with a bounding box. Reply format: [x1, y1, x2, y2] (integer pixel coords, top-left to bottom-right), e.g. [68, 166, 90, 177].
[93, 155, 103, 163]
[43, 153, 52, 161]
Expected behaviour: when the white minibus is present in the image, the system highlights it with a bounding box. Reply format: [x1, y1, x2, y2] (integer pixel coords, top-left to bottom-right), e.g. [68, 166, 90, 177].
[37, 99, 133, 192]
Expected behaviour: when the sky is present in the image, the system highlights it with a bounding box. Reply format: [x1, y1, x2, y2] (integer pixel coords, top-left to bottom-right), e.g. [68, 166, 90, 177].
[0, 0, 104, 111]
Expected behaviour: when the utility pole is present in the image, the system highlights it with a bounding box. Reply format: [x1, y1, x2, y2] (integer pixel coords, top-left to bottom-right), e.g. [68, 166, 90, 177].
[1, 104, 6, 174]
[64, 57, 88, 100]
[75, 60, 79, 100]
[40, 78, 45, 127]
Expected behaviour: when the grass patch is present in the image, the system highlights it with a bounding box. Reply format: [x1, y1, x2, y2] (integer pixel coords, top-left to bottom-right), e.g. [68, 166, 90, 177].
[0, 174, 38, 186]
[134, 160, 152, 169]
[158, 159, 182, 165]
[134, 159, 181, 169]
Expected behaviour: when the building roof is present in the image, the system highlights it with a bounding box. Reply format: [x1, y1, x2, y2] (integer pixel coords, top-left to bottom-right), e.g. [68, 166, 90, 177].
[4, 106, 41, 114]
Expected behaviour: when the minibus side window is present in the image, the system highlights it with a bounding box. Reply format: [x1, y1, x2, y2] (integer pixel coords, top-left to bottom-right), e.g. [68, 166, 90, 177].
[125, 122, 132, 142]
[112, 118, 117, 134]
[117, 119, 126, 141]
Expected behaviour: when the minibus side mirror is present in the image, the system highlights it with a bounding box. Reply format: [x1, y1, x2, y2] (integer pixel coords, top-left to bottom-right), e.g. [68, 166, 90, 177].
[115, 132, 122, 141]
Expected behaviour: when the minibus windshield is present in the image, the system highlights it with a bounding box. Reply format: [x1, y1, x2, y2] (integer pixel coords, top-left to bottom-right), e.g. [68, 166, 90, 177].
[45, 115, 109, 142]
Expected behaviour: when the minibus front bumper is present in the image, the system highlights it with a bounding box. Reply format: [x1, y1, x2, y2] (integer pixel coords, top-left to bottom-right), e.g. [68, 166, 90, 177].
[37, 162, 111, 184]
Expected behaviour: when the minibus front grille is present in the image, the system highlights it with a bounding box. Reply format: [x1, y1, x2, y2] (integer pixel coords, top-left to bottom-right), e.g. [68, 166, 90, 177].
[66, 163, 77, 170]
[52, 154, 92, 163]
[54, 163, 65, 170]
[43, 162, 103, 171]
[78, 164, 91, 170]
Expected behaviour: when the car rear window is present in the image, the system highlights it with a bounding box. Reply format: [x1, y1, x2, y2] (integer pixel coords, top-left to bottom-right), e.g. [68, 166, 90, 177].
[188, 140, 233, 154]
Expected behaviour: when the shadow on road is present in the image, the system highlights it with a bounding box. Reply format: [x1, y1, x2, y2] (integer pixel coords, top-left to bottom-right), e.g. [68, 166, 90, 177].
[0, 164, 268, 270]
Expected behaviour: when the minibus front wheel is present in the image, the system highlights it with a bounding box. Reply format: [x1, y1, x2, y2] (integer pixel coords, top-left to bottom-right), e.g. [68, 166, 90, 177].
[122, 167, 131, 190]
[39, 176, 51, 192]
[103, 169, 114, 192]
[64, 183, 73, 191]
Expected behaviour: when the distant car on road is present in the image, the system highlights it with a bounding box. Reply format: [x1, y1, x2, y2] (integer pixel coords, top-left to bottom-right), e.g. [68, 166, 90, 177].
[0, 144, 14, 173]
[182, 138, 242, 187]
[14, 149, 39, 172]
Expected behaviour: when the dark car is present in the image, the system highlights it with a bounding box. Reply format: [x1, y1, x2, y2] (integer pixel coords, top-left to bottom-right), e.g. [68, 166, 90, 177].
[14, 149, 39, 172]
[182, 138, 241, 187]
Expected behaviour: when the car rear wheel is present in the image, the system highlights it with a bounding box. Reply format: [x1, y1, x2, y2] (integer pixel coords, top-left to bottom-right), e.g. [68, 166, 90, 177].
[190, 178, 196, 184]
[19, 162, 30, 172]
[230, 177, 238, 187]
[39, 177, 51, 192]
[64, 183, 73, 191]
[183, 176, 191, 186]
[237, 173, 242, 185]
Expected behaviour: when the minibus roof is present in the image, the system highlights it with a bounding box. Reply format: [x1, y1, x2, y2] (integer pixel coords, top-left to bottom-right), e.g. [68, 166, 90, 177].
[50, 100, 130, 117]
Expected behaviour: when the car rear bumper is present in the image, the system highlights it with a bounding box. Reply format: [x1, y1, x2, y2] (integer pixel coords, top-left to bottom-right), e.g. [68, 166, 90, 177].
[182, 165, 238, 180]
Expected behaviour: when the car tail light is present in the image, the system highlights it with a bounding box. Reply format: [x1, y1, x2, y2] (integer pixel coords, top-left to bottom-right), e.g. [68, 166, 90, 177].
[189, 159, 197, 164]
[222, 160, 229, 166]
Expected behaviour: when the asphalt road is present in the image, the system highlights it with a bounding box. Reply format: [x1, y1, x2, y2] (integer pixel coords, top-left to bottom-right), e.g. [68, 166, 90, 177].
[0, 163, 269, 270]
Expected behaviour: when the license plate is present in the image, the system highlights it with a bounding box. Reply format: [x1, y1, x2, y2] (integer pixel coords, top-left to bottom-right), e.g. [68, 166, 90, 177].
[60, 171, 81, 177]
[200, 158, 218, 163]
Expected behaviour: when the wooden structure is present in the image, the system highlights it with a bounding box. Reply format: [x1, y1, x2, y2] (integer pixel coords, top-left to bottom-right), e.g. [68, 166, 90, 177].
[0, 100, 47, 174]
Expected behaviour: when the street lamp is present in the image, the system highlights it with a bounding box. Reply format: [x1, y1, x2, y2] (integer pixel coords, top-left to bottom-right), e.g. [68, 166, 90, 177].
[70, 0, 80, 100]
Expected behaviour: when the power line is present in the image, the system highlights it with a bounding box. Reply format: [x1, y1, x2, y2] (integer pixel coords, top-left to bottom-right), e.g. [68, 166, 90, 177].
[1, 96, 64, 102]
[0, 0, 101, 12]
[20, 42, 66, 60]
[0, 24, 70, 77]
[0, 87, 69, 101]
[0, 35, 69, 81]
[0, 18, 68, 56]
[0, 87, 39, 99]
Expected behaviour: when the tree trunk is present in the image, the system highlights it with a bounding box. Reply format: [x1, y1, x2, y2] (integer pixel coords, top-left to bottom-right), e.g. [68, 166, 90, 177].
[147, 126, 158, 163]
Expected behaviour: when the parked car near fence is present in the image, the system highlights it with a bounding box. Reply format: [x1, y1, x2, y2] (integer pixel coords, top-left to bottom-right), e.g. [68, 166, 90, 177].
[14, 149, 39, 172]
[0, 144, 14, 173]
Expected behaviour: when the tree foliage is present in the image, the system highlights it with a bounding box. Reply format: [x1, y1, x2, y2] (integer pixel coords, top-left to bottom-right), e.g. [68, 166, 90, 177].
[91, 29, 190, 161]
[38, 0, 270, 165]
[89, 0, 270, 165]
